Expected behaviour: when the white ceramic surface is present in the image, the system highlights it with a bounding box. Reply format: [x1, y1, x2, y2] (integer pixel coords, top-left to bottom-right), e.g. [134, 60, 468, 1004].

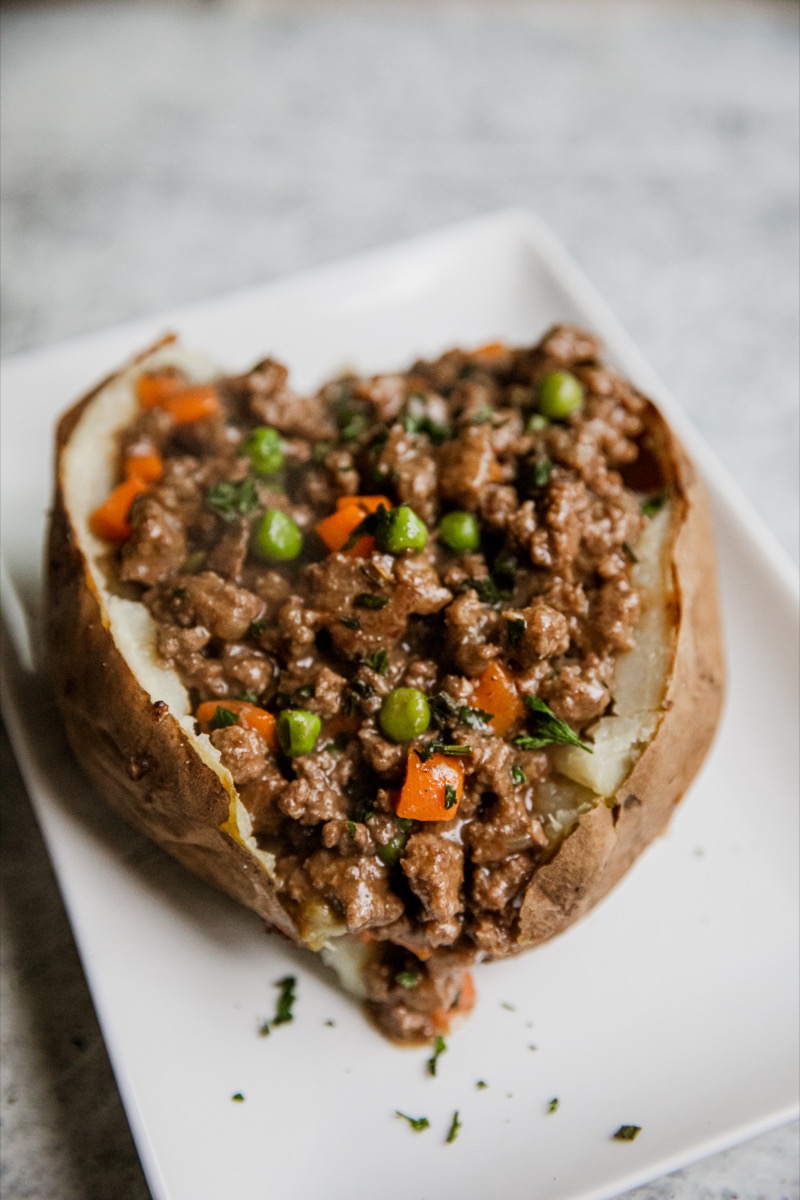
[1, 211, 798, 1200]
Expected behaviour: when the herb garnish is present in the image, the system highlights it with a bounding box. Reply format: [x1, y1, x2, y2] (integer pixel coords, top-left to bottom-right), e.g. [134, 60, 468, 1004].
[403, 411, 450, 444]
[462, 576, 512, 606]
[427, 1035, 447, 1076]
[445, 1110, 462, 1143]
[354, 593, 390, 610]
[207, 706, 239, 731]
[346, 821, 357, 838]
[341, 503, 392, 552]
[443, 784, 458, 809]
[249, 619, 269, 638]
[506, 617, 525, 645]
[512, 697, 593, 753]
[468, 405, 495, 425]
[621, 540, 639, 563]
[475, 1080, 488, 1090]
[510, 764, 527, 785]
[260, 975, 297, 1036]
[414, 742, 471, 764]
[205, 477, 260, 521]
[339, 615, 362, 631]
[395, 970, 420, 989]
[429, 691, 491, 730]
[231, 1093, 245, 1102]
[344, 678, 375, 715]
[641, 492, 665, 517]
[235, 689, 261, 705]
[363, 649, 389, 675]
[529, 457, 554, 489]
[395, 1111, 430, 1132]
[547, 1098, 560, 1114]
[613, 1125, 642, 1142]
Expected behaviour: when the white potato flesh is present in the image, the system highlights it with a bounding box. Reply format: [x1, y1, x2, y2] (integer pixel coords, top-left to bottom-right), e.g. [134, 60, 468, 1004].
[552, 505, 674, 797]
[61, 347, 279, 877]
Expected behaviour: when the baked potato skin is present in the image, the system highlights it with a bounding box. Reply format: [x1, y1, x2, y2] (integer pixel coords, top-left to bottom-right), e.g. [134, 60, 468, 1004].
[47, 376, 300, 943]
[46, 347, 724, 982]
[517, 402, 725, 947]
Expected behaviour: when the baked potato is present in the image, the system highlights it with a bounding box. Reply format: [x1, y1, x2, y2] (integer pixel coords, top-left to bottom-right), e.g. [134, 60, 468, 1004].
[47, 326, 724, 1041]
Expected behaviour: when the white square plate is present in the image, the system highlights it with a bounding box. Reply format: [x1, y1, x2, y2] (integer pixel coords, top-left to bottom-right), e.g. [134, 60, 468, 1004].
[2, 210, 798, 1200]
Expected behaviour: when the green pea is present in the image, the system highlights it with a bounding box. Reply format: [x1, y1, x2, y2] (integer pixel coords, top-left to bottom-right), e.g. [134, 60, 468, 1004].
[252, 509, 303, 561]
[277, 708, 321, 757]
[376, 505, 428, 555]
[438, 511, 480, 553]
[376, 830, 409, 866]
[379, 688, 431, 743]
[242, 426, 283, 475]
[537, 371, 584, 420]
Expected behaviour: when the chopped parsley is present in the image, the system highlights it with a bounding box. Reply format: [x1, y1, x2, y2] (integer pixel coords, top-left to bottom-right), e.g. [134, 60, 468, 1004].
[403, 411, 451, 444]
[500, 1001, 516, 1012]
[363, 649, 389, 675]
[429, 691, 491, 730]
[346, 821, 357, 839]
[426, 1035, 447, 1076]
[395, 1111, 430, 1133]
[445, 1110, 462, 1143]
[261, 975, 297, 1036]
[343, 678, 375, 715]
[354, 592, 390, 610]
[529, 457, 554, 489]
[414, 742, 471, 764]
[444, 783, 458, 810]
[510, 764, 527, 785]
[621, 540, 639, 563]
[341, 503, 392, 551]
[547, 1097, 560, 1114]
[207, 706, 239, 731]
[249, 619, 269, 638]
[231, 1092, 245, 1102]
[394, 970, 420, 989]
[641, 492, 665, 517]
[613, 1125, 642, 1142]
[475, 1080, 488, 1090]
[205, 477, 260, 521]
[339, 615, 362, 631]
[235, 689, 261, 705]
[512, 697, 593, 753]
[506, 617, 526, 645]
[463, 576, 512, 606]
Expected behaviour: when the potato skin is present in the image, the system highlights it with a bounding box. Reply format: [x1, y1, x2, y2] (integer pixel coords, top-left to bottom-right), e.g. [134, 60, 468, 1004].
[517, 401, 725, 947]
[46, 347, 724, 981]
[47, 356, 301, 943]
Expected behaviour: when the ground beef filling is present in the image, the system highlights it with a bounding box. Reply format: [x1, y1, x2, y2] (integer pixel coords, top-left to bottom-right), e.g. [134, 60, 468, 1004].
[114, 325, 655, 1042]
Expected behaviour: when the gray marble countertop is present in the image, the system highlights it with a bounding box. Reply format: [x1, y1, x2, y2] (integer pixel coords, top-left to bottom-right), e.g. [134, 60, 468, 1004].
[1, 2, 797, 1199]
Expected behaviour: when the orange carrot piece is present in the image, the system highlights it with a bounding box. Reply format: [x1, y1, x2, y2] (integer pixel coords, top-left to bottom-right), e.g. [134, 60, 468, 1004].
[471, 340, 506, 360]
[432, 971, 476, 1035]
[89, 477, 149, 542]
[195, 700, 277, 752]
[136, 372, 219, 425]
[123, 449, 163, 483]
[472, 661, 525, 737]
[316, 495, 391, 557]
[334, 494, 392, 515]
[396, 752, 464, 822]
[136, 373, 187, 408]
[159, 385, 220, 425]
